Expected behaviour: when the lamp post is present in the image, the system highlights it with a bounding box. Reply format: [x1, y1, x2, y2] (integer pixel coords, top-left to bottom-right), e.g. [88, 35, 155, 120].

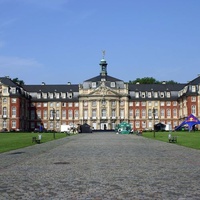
[52, 108, 56, 139]
[153, 107, 156, 138]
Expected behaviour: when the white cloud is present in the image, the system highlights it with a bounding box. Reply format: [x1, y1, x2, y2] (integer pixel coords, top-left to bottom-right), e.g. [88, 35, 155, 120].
[0, 55, 43, 69]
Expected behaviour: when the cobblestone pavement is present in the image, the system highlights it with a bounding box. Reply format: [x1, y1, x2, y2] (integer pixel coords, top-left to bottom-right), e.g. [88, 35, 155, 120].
[1, 133, 200, 200]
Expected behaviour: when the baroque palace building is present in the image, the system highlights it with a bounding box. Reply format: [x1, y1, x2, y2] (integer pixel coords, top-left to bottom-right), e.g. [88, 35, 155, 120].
[0, 58, 200, 131]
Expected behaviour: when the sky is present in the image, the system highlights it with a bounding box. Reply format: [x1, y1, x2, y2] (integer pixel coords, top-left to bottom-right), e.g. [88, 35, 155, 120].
[0, 0, 200, 85]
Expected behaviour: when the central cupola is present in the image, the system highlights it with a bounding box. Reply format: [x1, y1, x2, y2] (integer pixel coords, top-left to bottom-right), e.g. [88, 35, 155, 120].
[99, 50, 108, 77]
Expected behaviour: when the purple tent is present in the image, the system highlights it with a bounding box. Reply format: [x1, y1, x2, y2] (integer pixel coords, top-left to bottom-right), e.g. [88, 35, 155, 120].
[175, 114, 200, 131]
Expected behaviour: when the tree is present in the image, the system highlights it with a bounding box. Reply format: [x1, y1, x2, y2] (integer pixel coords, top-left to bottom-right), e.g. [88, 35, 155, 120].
[12, 78, 25, 85]
[129, 77, 179, 84]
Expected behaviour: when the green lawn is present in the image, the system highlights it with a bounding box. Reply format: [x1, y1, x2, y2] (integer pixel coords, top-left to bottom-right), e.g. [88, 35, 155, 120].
[142, 131, 200, 150]
[0, 132, 69, 153]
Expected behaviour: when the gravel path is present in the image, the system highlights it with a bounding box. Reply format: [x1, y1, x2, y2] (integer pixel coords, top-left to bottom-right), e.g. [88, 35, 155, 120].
[0, 133, 200, 200]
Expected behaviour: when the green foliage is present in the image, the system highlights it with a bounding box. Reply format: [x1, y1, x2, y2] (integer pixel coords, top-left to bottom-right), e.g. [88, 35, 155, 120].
[12, 77, 25, 85]
[129, 77, 179, 84]
[142, 131, 200, 149]
[0, 133, 68, 153]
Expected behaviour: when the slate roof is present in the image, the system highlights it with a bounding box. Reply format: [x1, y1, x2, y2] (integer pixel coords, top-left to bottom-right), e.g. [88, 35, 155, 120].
[85, 75, 122, 82]
[186, 75, 200, 85]
[0, 77, 19, 87]
[23, 84, 79, 93]
[128, 83, 185, 92]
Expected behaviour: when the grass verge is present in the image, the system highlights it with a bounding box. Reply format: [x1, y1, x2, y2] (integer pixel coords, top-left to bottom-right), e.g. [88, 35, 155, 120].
[0, 132, 69, 153]
[142, 131, 200, 150]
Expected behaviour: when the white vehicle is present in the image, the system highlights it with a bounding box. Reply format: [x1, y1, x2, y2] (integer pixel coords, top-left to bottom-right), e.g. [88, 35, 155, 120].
[61, 125, 71, 133]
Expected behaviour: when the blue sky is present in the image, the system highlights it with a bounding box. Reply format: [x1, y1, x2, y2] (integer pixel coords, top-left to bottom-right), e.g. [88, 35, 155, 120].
[0, 0, 200, 84]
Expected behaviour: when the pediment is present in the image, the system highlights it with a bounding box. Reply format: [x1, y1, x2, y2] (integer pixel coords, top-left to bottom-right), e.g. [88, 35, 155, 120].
[89, 85, 119, 97]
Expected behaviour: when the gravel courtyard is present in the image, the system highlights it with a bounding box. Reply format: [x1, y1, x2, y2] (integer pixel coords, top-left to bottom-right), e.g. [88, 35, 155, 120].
[0, 132, 200, 200]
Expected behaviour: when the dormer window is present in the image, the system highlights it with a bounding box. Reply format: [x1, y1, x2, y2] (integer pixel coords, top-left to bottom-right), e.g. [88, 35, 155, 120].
[55, 93, 59, 99]
[92, 82, 96, 88]
[166, 92, 171, 98]
[49, 93, 53, 99]
[160, 92, 164, 98]
[192, 86, 196, 92]
[154, 92, 158, 98]
[142, 92, 145, 98]
[135, 92, 139, 98]
[37, 93, 41, 99]
[61, 93, 66, 98]
[11, 87, 16, 94]
[43, 93, 47, 99]
[148, 92, 151, 98]
[111, 82, 115, 87]
[67, 92, 73, 99]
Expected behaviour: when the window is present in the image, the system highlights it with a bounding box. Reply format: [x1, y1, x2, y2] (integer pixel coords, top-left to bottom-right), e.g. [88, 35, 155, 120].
[56, 110, 59, 119]
[84, 110, 88, 119]
[141, 102, 146, 106]
[12, 98, 16, 103]
[160, 101, 165, 106]
[148, 101, 152, 106]
[37, 93, 41, 99]
[142, 109, 146, 118]
[111, 101, 116, 107]
[12, 120, 16, 128]
[129, 109, 133, 117]
[173, 109, 177, 117]
[167, 109, 171, 118]
[3, 88, 8, 94]
[84, 101, 88, 107]
[92, 82, 96, 88]
[120, 109, 124, 119]
[62, 103, 66, 107]
[56, 102, 60, 107]
[55, 93, 59, 99]
[135, 109, 140, 118]
[129, 102, 133, 106]
[92, 109, 96, 118]
[141, 92, 145, 98]
[92, 101, 96, 107]
[68, 102, 72, 107]
[61, 93, 66, 98]
[50, 102, 53, 107]
[191, 105, 196, 115]
[12, 107, 16, 117]
[75, 102, 79, 107]
[160, 92, 164, 98]
[111, 82, 115, 87]
[49, 93, 53, 99]
[160, 109, 165, 118]
[62, 110, 66, 119]
[43, 103, 47, 107]
[135, 102, 139, 106]
[135, 92, 139, 98]
[191, 97, 196, 102]
[11, 88, 16, 94]
[3, 107, 7, 116]
[166, 101, 171, 106]
[43, 110, 47, 119]
[120, 101, 124, 106]
[67, 92, 73, 99]
[154, 101, 158, 107]
[148, 92, 151, 98]
[37, 110, 41, 119]
[43, 93, 47, 99]
[37, 103, 41, 107]
[173, 101, 177, 106]
[31, 110, 35, 120]
[3, 120, 7, 128]
[192, 86, 196, 92]
[166, 92, 171, 98]
[154, 92, 158, 98]
[101, 109, 106, 118]
[3, 98, 7, 103]
[74, 110, 79, 119]
[112, 109, 116, 118]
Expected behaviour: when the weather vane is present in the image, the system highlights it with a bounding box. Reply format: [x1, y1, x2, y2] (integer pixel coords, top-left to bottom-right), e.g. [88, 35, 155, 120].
[102, 50, 106, 59]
